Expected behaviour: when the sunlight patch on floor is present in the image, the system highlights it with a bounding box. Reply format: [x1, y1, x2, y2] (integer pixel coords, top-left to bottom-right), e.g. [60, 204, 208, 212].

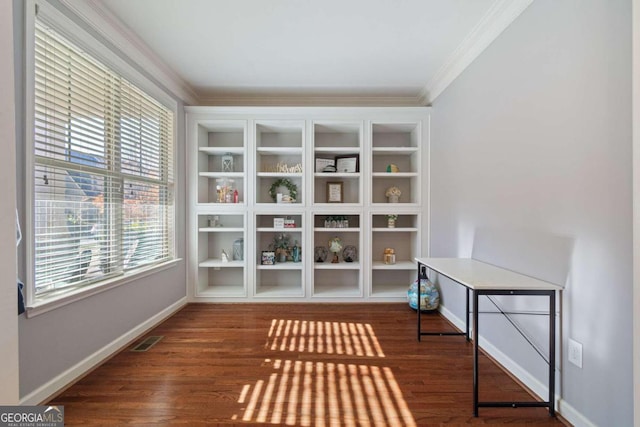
[236, 318, 414, 425]
[266, 319, 385, 358]
[238, 358, 415, 426]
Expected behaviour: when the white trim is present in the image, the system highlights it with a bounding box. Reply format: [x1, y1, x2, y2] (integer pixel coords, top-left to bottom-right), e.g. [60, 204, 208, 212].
[632, 0, 640, 424]
[557, 399, 598, 427]
[198, 93, 425, 107]
[438, 302, 596, 427]
[20, 297, 188, 405]
[57, 0, 198, 105]
[26, 259, 182, 317]
[422, 0, 535, 103]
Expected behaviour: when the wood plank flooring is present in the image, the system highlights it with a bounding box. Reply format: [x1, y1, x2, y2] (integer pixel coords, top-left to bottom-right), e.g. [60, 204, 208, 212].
[49, 304, 567, 426]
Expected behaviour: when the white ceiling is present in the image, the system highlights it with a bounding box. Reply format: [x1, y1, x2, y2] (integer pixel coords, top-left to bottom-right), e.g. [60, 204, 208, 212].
[89, 0, 529, 105]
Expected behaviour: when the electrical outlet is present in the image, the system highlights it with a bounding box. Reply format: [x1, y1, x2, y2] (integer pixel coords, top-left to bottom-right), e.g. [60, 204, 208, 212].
[568, 338, 583, 368]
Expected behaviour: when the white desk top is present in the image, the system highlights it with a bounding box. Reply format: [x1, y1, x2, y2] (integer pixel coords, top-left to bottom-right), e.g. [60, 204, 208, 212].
[415, 258, 563, 291]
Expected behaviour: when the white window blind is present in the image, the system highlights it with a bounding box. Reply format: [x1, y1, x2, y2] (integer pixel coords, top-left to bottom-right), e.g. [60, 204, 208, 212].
[32, 19, 175, 299]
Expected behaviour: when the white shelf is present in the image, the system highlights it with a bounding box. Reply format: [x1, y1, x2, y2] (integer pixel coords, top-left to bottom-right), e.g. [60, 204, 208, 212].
[314, 172, 361, 178]
[313, 285, 361, 297]
[256, 263, 304, 270]
[199, 227, 245, 232]
[372, 147, 418, 153]
[255, 283, 304, 297]
[256, 147, 303, 155]
[313, 203, 362, 208]
[371, 261, 416, 270]
[315, 147, 361, 153]
[372, 227, 419, 232]
[199, 259, 244, 268]
[314, 261, 360, 270]
[199, 147, 245, 155]
[370, 283, 407, 298]
[199, 172, 244, 178]
[196, 285, 246, 298]
[257, 172, 303, 178]
[257, 227, 302, 232]
[372, 172, 418, 178]
[314, 227, 360, 233]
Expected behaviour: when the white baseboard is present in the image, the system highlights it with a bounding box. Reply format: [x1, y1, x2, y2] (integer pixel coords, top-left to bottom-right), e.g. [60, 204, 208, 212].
[20, 297, 188, 405]
[557, 399, 598, 427]
[438, 303, 596, 427]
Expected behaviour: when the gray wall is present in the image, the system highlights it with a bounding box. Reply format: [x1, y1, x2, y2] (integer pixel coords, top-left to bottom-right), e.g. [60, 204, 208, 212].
[430, 0, 632, 425]
[0, 0, 19, 405]
[14, 1, 187, 400]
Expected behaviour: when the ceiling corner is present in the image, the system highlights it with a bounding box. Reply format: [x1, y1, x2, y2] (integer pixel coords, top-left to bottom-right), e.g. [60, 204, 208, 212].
[423, 0, 535, 104]
[58, 0, 199, 105]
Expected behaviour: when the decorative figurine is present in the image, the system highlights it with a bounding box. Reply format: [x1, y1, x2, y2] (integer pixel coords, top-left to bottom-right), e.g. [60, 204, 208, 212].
[329, 237, 343, 263]
[222, 152, 234, 172]
[314, 246, 328, 262]
[292, 240, 301, 262]
[383, 248, 396, 265]
[385, 186, 402, 203]
[342, 245, 357, 263]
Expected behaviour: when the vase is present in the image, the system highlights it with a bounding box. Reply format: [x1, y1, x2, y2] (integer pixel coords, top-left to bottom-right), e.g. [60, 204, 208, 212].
[387, 219, 395, 228]
[233, 238, 244, 261]
[388, 195, 399, 203]
[407, 278, 440, 311]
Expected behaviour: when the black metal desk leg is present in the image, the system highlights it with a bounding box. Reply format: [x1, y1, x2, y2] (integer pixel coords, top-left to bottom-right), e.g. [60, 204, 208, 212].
[466, 287, 470, 340]
[473, 290, 479, 417]
[549, 290, 556, 416]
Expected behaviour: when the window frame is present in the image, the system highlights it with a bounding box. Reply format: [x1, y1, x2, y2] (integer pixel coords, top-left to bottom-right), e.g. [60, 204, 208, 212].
[24, 0, 179, 316]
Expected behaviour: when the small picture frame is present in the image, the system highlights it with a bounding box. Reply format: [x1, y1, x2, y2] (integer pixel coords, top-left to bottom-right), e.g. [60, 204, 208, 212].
[315, 157, 335, 173]
[261, 251, 275, 265]
[326, 182, 343, 203]
[335, 154, 359, 173]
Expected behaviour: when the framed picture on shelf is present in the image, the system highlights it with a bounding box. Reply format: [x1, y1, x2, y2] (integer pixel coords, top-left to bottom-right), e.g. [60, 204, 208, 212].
[315, 157, 335, 173]
[326, 181, 343, 203]
[261, 251, 276, 265]
[335, 154, 359, 173]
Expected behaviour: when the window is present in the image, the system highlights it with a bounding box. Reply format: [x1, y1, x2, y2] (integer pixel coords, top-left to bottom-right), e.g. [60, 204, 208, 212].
[29, 15, 175, 305]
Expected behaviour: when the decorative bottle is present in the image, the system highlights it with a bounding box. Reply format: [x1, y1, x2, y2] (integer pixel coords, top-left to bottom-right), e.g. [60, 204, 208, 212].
[292, 240, 301, 262]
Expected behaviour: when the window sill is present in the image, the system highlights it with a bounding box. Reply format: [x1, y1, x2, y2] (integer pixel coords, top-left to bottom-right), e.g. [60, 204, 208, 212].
[25, 258, 183, 318]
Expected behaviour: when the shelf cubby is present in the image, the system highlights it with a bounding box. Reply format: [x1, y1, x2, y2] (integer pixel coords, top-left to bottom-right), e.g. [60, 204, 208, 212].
[370, 270, 415, 298]
[312, 122, 362, 205]
[371, 122, 421, 206]
[255, 121, 304, 205]
[255, 213, 304, 296]
[369, 213, 419, 298]
[196, 213, 246, 297]
[312, 212, 362, 297]
[196, 120, 246, 205]
[313, 269, 362, 297]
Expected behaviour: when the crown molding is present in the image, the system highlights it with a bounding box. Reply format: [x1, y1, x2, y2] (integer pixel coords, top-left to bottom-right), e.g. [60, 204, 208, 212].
[198, 92, 425, 107]
[423, 0, 535, 104]
[57, 0, 199, 105]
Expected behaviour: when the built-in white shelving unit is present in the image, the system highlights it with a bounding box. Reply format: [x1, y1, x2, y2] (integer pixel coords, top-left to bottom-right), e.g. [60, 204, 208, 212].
[187, 107, 429, 302]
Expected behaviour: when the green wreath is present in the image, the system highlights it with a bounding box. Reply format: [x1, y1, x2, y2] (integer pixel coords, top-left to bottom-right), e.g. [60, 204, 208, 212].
[269, 178, 298, 202]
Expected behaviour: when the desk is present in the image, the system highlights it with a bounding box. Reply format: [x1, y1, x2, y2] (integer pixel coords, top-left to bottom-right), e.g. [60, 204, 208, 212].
[415, 257, 561, 417]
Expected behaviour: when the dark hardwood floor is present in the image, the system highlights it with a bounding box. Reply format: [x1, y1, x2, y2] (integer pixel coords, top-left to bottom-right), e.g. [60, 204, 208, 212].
[49, 303, 567, 426]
